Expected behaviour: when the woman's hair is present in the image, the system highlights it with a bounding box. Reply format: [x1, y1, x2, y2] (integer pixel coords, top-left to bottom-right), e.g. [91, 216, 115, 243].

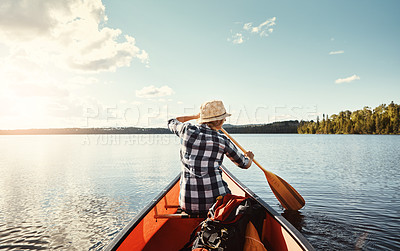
[202, 119, 224, 129]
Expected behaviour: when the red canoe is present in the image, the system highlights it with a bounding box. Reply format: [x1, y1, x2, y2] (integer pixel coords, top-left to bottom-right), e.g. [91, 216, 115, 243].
[105, 166, 314, 251]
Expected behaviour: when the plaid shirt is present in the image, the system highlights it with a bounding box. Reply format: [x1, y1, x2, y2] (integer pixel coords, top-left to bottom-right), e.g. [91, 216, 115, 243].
[168, 119, 249, 213]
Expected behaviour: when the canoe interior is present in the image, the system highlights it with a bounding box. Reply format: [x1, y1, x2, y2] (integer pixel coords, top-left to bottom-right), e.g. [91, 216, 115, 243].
[106, 166, 314, 251]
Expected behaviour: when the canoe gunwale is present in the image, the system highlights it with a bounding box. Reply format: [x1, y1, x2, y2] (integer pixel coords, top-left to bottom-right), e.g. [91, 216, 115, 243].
[104, 173, 181, 251]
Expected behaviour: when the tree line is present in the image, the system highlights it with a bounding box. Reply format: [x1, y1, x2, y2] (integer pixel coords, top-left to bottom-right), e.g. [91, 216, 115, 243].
[0, 121, 300, 135]
[224, 121, 299, 134]
[298, 102, 400, 134]
[3, 104, 398, 135]
[0, 127, 171, 135]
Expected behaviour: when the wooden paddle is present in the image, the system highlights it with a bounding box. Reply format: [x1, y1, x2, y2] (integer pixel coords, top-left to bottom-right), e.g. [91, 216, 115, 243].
[220, 128, 305, 211]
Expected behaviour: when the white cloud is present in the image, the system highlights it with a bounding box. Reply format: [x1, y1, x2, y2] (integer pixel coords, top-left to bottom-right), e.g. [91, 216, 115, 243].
[335, 74, 360, 84]
[0, 0, 151, 129]
[66, 76, 99, 90]
[136, 85, 174, 99]
[0, 54, 69, 97]
[229, 17, 276, 44]
[248, 17, 276, 36]
[46, 96, 88, 118]
[329, 50, 344, 55]
[11, 82, 69, 98]
[131, 101, 142, 105]
[243, 23, 252, 31]
[0, 0, 148, 73]
[232, 33, 244, 44]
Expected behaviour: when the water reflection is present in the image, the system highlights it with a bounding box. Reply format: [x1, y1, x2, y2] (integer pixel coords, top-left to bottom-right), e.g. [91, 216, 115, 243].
[1, 134, 400, 250]
[355, 232, 370, 251]
[0, 190, 134, 250]
[281, 210, 305, 232]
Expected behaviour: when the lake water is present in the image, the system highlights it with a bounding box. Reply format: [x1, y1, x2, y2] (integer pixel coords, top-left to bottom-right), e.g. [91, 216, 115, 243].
[0, 134, 399, 250]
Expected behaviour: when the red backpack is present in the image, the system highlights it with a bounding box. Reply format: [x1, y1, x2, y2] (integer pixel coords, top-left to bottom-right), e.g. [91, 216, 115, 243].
[209, 194, 249, 223]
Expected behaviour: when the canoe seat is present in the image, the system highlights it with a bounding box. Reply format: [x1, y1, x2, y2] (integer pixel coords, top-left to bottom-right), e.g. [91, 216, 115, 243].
[154, 207, 207, 219]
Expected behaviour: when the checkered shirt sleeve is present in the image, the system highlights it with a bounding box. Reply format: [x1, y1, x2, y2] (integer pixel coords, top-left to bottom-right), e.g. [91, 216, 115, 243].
[167, 118, 249, 213]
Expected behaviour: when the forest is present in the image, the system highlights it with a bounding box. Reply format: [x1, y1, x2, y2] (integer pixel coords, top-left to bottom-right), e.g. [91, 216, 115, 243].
[224, 121, 299, 133]
[297, 102, 400, 134]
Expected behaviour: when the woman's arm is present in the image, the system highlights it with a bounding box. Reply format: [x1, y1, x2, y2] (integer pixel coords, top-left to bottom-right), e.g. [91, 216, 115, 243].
[168, 114, 199, 137]
[176, 113, 200, 123]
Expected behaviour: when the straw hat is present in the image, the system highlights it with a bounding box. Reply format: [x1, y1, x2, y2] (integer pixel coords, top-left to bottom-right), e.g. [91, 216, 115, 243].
[198, 100, 231, 123]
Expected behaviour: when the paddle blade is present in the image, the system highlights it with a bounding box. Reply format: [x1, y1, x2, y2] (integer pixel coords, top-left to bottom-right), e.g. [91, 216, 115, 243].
[262, 169, 305, 211]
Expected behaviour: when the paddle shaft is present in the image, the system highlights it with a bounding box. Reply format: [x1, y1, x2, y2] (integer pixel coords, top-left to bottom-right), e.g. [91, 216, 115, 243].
[220, 128, 265, 171]
[220, 127, 305, 211]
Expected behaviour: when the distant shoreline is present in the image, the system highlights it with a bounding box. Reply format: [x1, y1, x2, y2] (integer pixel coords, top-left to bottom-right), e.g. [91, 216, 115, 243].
[0, 120, 300, 135]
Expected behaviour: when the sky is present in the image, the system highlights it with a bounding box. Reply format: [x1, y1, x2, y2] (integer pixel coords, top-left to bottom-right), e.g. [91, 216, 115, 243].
[0, 0, 399, 129]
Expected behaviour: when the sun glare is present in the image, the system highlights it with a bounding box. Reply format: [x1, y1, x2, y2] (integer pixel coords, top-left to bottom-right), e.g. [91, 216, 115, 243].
[5, 96, 48, 129]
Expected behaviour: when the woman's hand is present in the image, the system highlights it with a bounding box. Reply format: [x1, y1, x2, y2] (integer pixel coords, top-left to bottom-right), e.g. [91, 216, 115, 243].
[245, 151, 254, 169]
[245, 151, 254, 160]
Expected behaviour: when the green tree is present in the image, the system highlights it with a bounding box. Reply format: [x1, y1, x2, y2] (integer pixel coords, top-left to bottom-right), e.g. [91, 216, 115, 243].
[297, 102, 400, 135]
[388, 101, 400, 134]
[363, 106, 375, 134]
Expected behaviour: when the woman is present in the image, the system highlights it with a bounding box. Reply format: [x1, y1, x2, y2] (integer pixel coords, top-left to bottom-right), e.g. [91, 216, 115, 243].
[168, 100, 254, 214]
